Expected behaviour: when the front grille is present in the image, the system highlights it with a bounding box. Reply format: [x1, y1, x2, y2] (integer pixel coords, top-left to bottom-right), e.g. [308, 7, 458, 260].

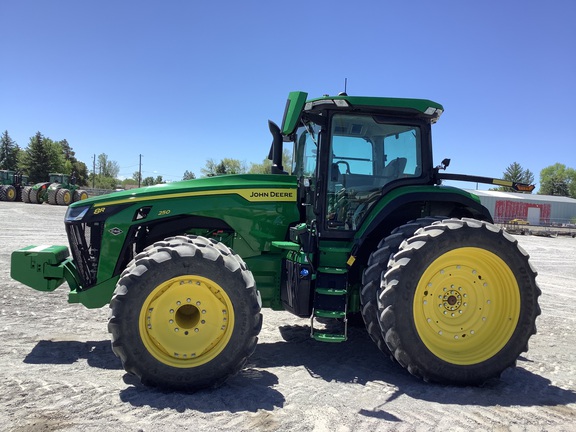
[65, 221, 104, 288]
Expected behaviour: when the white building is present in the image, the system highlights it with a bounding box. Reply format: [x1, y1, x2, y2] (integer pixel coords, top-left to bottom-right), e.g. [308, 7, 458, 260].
[465, 190, 576, 225]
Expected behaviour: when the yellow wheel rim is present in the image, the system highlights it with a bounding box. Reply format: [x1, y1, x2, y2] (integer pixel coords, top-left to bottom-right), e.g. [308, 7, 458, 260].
[80, 191, 88, 200]
[63, 191, 71, 204]
[7, 188, 15, 200]
[414, 247, 520, 365]
[139, 275, 235, 368]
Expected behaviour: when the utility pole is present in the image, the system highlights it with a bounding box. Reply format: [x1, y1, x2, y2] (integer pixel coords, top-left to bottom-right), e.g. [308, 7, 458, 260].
[92, 154, 96, 188]
[138, 154, 143, 188]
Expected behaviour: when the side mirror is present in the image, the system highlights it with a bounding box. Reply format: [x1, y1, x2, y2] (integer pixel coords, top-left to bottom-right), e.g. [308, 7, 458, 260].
[436, 158, 451, 171]
[268, 120, 287, 175]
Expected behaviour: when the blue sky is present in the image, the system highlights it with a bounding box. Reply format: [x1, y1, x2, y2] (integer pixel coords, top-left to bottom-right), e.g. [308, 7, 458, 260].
[1, 1, 574, 189]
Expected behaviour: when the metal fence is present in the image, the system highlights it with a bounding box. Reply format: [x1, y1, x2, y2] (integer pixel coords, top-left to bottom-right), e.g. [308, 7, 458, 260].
[84, 188, 116, 197]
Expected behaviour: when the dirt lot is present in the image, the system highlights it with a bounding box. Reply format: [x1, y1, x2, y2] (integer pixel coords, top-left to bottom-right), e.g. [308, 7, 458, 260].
[1, 201, 575, 432]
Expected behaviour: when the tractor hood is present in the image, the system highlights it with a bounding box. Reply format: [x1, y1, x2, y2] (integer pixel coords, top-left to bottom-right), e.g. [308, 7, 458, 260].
[66, 173, 299, 222]
[47, 173, 302, 308]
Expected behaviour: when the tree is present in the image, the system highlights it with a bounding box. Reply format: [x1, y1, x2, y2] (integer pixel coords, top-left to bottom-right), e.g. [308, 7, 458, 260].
[94, 175, 117, 189]
[56, 139, 88, 185]
[201, 159, 218, 177]
[120, 178, 138, 188]
[71, 160, 89, 186]
[18, 133, 88, 185]
[183, 170, 196, 180]
[141, 176, 164, 186]
[43, 138, 66, 173]
[97, 153, 120, 178]
[492, 162, 534, 193]
[249, 149, 292, 174]
[142, 176, 155, 186]
[132, 170, 142, 186]
[0, 130, 20, 171]
[22, 132, 52, 183]
[539, 163, 576, 197]
[200, 158, 247, 177]
[216, 161, 227, 175]
[90, 153, 121, 188]
[58, 139, 75, 160]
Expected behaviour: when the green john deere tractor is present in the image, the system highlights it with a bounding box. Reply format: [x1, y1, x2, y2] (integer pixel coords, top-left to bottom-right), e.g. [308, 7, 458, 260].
[23, 172, 88, 205]
[0, 170, 28, 202]
[11, 91, 541, 391]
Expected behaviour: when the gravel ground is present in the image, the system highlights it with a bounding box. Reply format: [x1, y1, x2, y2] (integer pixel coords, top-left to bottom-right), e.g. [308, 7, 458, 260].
[1, 200, 575, 432]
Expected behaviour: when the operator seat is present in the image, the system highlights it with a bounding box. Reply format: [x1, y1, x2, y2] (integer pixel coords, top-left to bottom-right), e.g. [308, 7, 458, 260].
[383, 157, 407, 180]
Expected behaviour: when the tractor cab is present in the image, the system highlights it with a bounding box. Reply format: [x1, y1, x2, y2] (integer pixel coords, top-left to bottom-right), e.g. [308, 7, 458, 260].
[1, 170, 28, 186]
[49, 173, 70, 185]
[1, 170, 15, 183]
[273, 92, 444, 239]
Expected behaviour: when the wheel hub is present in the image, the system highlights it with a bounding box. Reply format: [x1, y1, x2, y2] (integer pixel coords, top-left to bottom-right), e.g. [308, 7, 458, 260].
[140, 276, 234, 367]
[443, 290, 462, 311]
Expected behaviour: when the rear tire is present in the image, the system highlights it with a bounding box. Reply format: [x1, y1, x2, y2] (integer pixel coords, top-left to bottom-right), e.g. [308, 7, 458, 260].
[108, 235, 262, 391]
[22, 186, 31, 203]
[379, 218, 541, 385]
[361, 217, 444, 357]
[73, 189, 89, 202]
[56, 188, 72, 205]
[0, 186, 6, 201]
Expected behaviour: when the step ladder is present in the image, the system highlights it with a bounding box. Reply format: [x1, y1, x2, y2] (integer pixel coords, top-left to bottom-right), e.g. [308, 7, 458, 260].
[310, 266, 348, 342]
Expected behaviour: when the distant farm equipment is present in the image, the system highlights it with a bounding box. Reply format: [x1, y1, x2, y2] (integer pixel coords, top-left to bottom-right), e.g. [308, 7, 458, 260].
[22, 173, 88, 205]
[502, 218, 575, 238]
[0, 170, 28, 202]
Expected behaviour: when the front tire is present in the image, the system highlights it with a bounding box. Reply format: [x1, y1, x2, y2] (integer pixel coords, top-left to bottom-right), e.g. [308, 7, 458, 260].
[108, 235, 262, 391]
[29, 187, 44, 204]
[379, 218, 541, 385]
[4, 185, 17, 201]
[48, 188, 58, 204]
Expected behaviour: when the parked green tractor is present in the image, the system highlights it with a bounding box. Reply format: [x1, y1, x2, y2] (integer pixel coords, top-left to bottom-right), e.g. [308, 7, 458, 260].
[22, 172, 88, 205]
[11, 91, 540, 391]
[0, 170, 28, 202]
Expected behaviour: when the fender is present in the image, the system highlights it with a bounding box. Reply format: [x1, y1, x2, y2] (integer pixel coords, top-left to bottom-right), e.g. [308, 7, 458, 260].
[351, 186, 492, 272]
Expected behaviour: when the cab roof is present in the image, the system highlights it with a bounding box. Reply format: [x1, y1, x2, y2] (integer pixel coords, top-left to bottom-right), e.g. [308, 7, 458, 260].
[306, 94, 443, 116]
[281, 91, 444, 136]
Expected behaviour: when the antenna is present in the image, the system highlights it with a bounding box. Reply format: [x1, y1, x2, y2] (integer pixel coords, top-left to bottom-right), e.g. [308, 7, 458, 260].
[338, 78, 349, 97]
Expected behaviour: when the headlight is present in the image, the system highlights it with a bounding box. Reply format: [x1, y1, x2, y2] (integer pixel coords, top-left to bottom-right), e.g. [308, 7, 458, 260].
[65, 205, 90, 222]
